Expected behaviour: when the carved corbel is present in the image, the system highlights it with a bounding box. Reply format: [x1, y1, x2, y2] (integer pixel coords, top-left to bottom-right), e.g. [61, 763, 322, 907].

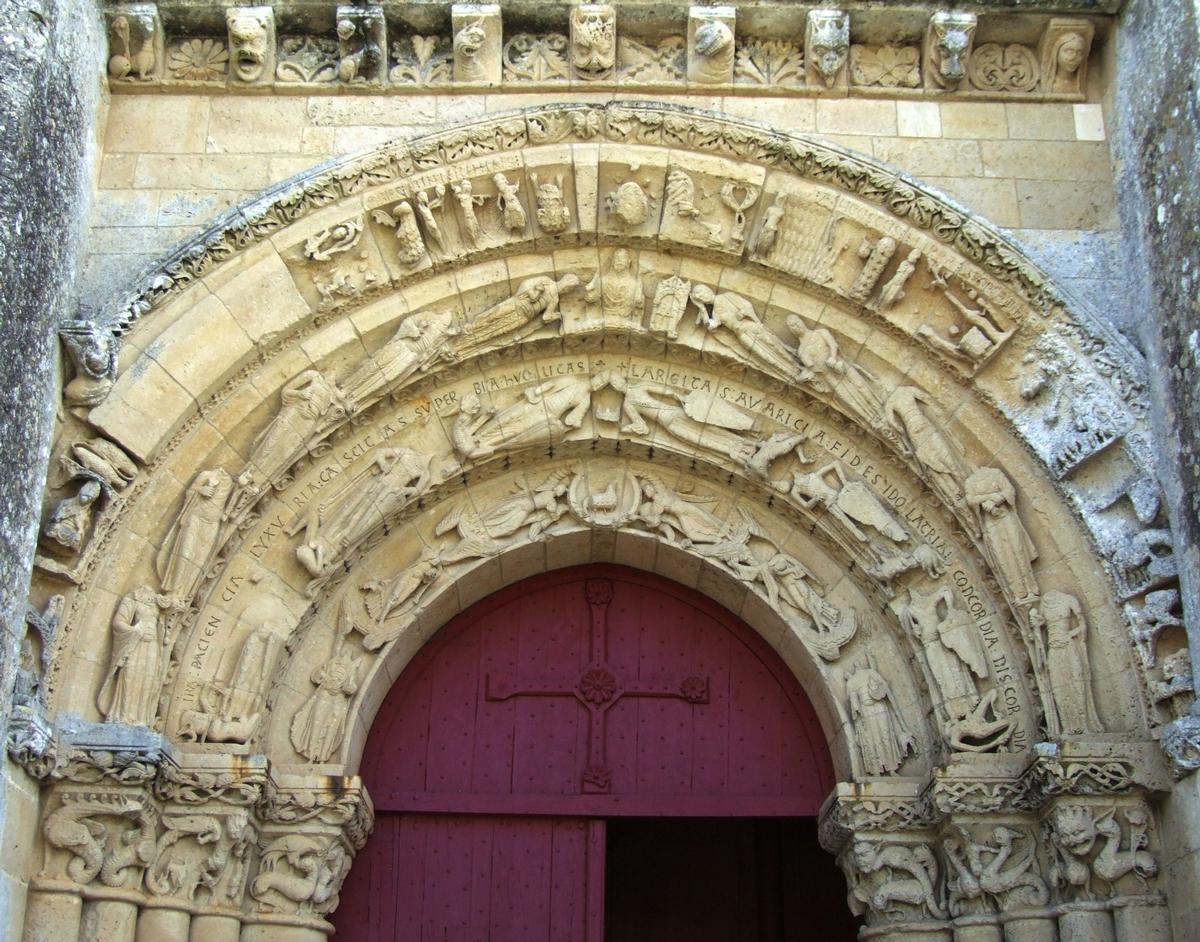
[571, 4, 617, 81]
[688, 5, 736, 85]
[225, 6, 276, 86]
[924, 11, 977, 91]
[452, 3, 502, 85]
[805, 9, 850, 91]
[336, 4, 388, 85]
[1038, 18, 1094, 98]
[60, 320, 117, 408]
[105, 3, 164, 83]
[1161, 713, 1200, 775]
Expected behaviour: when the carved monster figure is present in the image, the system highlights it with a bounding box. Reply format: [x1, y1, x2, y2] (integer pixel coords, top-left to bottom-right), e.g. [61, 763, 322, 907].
[571, 5, 616, 77]
[226, 9, 271, 83]
[435, 473, 570, 564]
[806, 9, 850, 88]
[251, 834, 349, 913]
[1035, 590, 1103, 735]
[156, 468, 233, 604]
[454, 274, 580, 359]
[243, 370, 348, 492]
[1048, 805, 1158, 893]
[290, 642, 361, 763]
[453, 19, 488, 83]
[845, 658, 917, 775]
[338, 311, 455, 410]
[883, 386, 969, 509]
[336, 15, 384, 84]
[849, 840, 946, 919]
[965, 467, 1039, 606]
[943, 825, 1048, 914]
[357, 548, 442, 649]
[691, 285, 799, 379]
[530, 172, 571, 233]
[371, 201, 426, 266]
[895, 586, 989, 723]
[97, 585, 167, 726]
[787, 315, 884, 429]
[293, 447, 434, 577]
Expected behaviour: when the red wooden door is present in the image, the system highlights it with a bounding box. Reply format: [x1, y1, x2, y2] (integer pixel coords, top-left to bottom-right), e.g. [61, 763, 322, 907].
[334, 566, 835, 940]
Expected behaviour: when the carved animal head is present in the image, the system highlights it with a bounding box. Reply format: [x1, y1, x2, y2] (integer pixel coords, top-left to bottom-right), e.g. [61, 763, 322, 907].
[455, 20, 487, 58]
[808, 12, 849, 87]
[695, 20, 734, 59]
[226, 11, 270, 83]
[572, 10, 616, 72]
[1051, 805, 1098, 852]
[933, 16, 976, 83]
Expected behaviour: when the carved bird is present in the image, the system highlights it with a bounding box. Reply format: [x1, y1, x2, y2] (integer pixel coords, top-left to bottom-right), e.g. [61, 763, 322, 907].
[108, 16, 133, 79]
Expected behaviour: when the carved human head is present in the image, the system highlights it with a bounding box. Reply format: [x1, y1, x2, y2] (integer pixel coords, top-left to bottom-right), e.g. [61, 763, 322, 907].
[77, 480, 102, 504]
[1055, 33, 1086, 73]
[336, 18, 357, 43]
[460, 392, 483, 415]
[689, 283, 716, 305]
[226, 11, 270, 83]
[611, 248, 632, 270]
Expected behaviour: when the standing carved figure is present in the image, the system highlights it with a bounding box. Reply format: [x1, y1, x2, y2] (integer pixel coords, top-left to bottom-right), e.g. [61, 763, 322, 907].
[845, 658, 917, 775]
[585, 249, 644, 325]
[492, 173, 527, 232]
[1036, 590, 1103, 735]
[338, 310, 455, 409]
[965, 467, 1040, 605]
[788, 315, 884, 429]
[451, 178, 486, 247]
[879, 249, 921, 309]
[415, 187, 447, 252]
[295, 447, 434, 577]
[98, 586, 167, 726]
[156, 468, 233, 604]
[530, 172, 571, 233]
[690, 285, 799, 379]
[753, 193, 786, 259]
[290, 643, 361, 762]
[765, 554, 858, 660]
[883, 386, 968, 508]
[895, 586, 989, 722]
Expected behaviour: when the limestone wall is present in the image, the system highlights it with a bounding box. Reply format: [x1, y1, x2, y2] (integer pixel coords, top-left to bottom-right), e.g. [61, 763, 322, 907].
[88, 90, 1127, 330]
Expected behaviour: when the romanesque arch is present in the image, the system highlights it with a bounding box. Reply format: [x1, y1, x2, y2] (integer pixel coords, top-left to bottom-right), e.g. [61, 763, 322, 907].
[15, 103, 1186, 942]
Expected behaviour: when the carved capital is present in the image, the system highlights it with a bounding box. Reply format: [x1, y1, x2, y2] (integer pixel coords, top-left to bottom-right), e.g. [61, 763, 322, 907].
[840, 833, 949, 925]
[939, 817, 1050, 918]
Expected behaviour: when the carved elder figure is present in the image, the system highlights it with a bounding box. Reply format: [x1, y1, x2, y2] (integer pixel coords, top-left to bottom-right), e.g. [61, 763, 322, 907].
[339, 311, 455, 410]
[98, 585, 167, 726]
[1037, 590, 1103, 735]
[454, 273, 581, 359]
[156, 468, 233, 604]
[295, 447, 434, 577]
[244, 369, 347, 490]
[845, 659, 917, 775]
[965, 467, 1040, 605]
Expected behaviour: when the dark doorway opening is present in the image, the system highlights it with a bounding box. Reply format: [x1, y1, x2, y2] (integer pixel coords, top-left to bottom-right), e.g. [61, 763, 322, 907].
[604, 818, 859, 942]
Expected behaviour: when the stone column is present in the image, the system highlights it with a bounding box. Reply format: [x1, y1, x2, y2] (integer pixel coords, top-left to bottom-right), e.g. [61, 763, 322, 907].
[1057, 905, 1114, 942]
[952, 915, 1002, 942]
[21, 889, 82, 942]
[135, 906, 191, 941]
[80, 899, 139, 942]
[1001, 912, 1059, 942]
[1112, 897, 1172, 942]
[189, 914, 242, 942]
[241, 926, 327, 942]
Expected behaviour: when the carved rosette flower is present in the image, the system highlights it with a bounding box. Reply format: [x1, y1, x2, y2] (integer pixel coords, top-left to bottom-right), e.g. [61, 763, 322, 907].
[167, 38, 229, 81]
[579, 668, 618, 705]
[679, 676, 709, 703]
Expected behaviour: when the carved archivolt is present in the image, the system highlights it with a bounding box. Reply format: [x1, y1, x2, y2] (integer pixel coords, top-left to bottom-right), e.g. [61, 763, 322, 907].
[22, 102, 1184, 938]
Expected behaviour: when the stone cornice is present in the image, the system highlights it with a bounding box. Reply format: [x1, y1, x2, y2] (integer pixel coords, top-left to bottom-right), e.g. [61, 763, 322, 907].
[101, 1, 1109, 99]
